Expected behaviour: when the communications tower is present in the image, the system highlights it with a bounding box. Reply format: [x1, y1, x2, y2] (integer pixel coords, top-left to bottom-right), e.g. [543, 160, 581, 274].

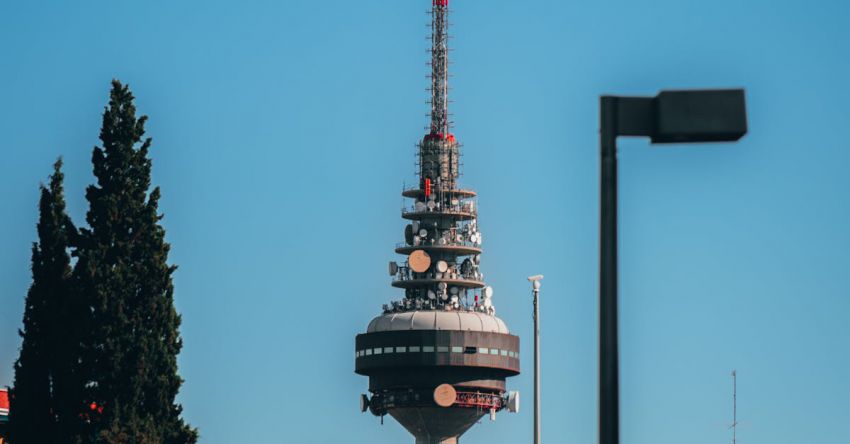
[355, 1, 520, 443]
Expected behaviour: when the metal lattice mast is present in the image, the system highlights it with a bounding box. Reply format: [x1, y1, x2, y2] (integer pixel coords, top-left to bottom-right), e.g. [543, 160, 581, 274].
[430, 0, 450, 136]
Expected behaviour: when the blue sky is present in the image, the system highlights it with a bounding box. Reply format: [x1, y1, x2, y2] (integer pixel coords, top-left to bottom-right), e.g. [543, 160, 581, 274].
[1, 0, 848, 443]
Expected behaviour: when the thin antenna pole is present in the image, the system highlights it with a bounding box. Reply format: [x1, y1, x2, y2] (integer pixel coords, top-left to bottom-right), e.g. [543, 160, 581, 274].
[731, 370, 738, 444]
[533, 284, 541, 444]
[528, 275, 544, 444]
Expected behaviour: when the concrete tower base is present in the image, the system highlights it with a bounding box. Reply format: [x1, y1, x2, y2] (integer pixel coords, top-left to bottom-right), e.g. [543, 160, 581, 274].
[415, 438, 457, 444]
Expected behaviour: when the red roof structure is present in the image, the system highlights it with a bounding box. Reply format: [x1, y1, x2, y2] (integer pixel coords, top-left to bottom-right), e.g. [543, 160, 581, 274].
[0, 388, 9, 417]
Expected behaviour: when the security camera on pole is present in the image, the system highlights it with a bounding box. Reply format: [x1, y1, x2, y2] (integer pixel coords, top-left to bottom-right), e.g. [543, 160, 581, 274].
[528, 274, 544, 444]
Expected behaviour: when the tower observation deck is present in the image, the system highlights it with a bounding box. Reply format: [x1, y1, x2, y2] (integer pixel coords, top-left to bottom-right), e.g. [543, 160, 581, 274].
[355, 2, 520, 443]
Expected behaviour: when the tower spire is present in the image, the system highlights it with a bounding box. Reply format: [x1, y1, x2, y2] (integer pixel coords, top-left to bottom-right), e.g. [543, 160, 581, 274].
[430, 0, 450, 136]
[420, 0, 458, 191]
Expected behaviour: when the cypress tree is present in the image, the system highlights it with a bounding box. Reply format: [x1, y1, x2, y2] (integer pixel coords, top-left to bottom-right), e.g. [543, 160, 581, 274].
[10, 159, 77, 443]
[74, 80, 197, 443]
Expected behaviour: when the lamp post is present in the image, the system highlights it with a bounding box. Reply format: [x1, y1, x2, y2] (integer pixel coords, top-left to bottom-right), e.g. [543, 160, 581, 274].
[528, 274, 544, 444]
[598, 89, 748, 444]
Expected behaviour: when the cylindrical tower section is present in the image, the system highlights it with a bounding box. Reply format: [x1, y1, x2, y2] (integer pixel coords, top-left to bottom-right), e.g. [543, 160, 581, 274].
[420, 136, 460, 191]
[356, 312, 519, 442]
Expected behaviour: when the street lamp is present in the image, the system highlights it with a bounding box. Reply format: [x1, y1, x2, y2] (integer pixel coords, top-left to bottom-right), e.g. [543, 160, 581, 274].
[528, 274, 544, 444]
[598, 89, 747, 444]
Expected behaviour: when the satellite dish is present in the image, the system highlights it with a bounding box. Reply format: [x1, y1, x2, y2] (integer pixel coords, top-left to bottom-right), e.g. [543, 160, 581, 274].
[415, 201, 426, 212]
[436, 260, 448, 273]
[409, 250, 432, 273]
[419, 228, 428, 238]
[427, 290, 437, 300]
[438, 282, 448, 291]
[484, 286, 494, 298]
[388, 261, 399, 276]
[438, 237, 447, 245]
[404, 225, 414, 245]
[433, 384, 457, 408]
[427, 200, 436, 211]
[449, 286, 459, 295]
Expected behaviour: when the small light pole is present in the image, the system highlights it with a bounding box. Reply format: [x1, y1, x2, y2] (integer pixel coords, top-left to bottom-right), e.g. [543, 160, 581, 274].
[528, 274, 544, 444]
[598, 89, 748, 444]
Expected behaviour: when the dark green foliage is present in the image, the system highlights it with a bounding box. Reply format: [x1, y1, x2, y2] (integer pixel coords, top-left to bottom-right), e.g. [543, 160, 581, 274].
[10, 159, 81, 443]
[11, 80, 196, 444]
[71, 80, 197, 444]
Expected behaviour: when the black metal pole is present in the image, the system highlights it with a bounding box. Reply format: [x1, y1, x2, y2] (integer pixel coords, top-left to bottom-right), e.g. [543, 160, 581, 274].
[533, 286, 541, 444]
[599, 96, 619, 444]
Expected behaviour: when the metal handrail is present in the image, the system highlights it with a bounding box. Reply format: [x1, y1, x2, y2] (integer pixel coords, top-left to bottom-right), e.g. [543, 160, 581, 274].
[393, 265, 482, 283]
[395, 239, 480, 249]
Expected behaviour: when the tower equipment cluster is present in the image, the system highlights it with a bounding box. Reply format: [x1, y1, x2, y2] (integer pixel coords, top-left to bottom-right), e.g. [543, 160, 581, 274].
[355, 1, 520, 443]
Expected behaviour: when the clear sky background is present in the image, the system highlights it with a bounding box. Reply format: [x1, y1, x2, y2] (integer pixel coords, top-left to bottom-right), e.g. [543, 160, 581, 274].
[1, 0, 848, 443]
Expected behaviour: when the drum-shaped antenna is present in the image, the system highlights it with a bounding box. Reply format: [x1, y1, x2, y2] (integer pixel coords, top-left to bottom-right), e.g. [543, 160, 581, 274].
[436, 260, 448, 273]
[418, 228, 428, 238]
[438, 282, 448, 291]
[461, 258, 472, 275]
[360, 394, 370, 413]
[449, 286, 459, 295]
[404, 224, 414, 245]
[433, 384, 457, 408]
[409, 250, 432, 273]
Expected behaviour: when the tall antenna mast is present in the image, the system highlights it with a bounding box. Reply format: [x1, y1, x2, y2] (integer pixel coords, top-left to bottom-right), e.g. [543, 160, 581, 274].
[731, 370, 738, 444]
[430, 0, 450, 136]
[419, 0, 459, 191]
